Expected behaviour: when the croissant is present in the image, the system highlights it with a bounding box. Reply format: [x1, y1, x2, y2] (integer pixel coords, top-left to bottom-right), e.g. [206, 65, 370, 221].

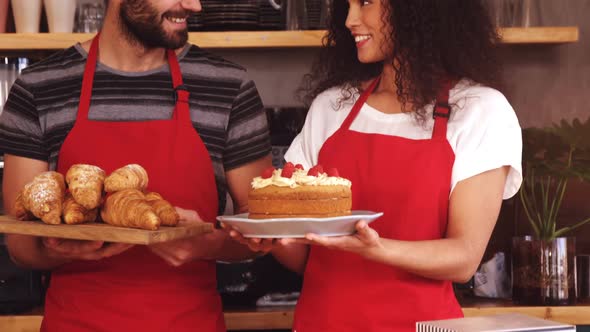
[100, 189, 161, 230]
[104, 164, 149, 193]
[63, 193, 98, 225]
[21, 171, 66, 225]
[14, 190, 35, 221]
[145, 192, 180, 227]
[66, 164, 106, 209]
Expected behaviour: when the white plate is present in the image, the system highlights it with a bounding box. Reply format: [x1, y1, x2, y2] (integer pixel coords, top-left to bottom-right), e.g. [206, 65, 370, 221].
[217, 210, 383, 238]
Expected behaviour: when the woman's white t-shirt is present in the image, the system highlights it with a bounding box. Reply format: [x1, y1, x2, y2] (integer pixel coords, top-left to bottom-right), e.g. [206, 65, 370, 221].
[285, 80, 523, 199]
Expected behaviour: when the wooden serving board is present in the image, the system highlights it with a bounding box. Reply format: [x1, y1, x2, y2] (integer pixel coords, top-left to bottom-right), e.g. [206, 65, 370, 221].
[0, 215, 214, 245]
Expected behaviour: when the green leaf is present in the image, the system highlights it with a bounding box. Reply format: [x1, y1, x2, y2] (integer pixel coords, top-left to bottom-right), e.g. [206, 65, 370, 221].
[519, 183, 541, 237]
[519, 116, 590, 240]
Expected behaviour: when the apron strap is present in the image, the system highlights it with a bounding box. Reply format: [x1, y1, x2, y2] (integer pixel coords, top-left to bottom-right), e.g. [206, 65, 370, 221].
[342, 77, 453, 140]
[341, 77, 380, 130]
[432, 80, 453, 140]
[167, 49, 191, 123]
[77, 35, 190, 123]
[77, 34, 101, 122]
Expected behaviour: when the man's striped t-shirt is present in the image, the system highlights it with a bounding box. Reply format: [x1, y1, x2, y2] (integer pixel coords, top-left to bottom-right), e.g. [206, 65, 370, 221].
[0, 44, 271, 214]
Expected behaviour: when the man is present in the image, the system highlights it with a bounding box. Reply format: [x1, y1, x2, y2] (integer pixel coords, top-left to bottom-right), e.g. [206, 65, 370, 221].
[0, 0, 271, 331]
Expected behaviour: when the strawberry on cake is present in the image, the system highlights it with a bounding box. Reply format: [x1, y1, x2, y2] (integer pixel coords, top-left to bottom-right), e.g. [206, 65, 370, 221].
[248, 162, 352, 219]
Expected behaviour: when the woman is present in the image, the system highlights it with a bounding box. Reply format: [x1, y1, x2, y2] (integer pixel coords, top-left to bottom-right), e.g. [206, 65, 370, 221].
[1, 1, 270, 331]
[229, 0, 522, 330]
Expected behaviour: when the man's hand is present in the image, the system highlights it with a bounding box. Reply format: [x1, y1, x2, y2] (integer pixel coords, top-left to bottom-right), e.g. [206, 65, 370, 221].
[149, 207, 222, 267]
[42, 238, 134, 262]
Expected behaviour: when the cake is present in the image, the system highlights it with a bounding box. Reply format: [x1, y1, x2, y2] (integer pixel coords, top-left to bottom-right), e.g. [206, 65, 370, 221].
[248, 162, 352, 219]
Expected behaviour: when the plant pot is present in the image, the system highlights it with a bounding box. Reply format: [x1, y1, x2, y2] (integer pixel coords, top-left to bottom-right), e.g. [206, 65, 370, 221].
[511, 236, 576, 305]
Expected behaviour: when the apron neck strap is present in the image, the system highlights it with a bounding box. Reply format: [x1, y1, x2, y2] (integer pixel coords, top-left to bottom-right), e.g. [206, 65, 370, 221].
[77, 33, 101, 121]
[167, 49, 190, 106]
[431, 80, 453, 140]
[77, 35, 190, 122]
[341, 77, 453, 139]
[341, 76, 380, 130]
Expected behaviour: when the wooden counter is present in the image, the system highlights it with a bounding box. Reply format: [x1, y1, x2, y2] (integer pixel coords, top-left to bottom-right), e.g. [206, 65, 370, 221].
[1, 300, 589, 331]
[0, 306, 296, 331]
[461, 298, 590, 326]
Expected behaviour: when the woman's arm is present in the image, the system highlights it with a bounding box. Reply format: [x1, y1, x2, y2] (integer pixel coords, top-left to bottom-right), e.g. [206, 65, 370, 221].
[298, 166, 509, 283]
[270, 243, 309, 274]
[225, 230, 310, 274]
[221, 154, 310, 273]
[377, 166, 509, 282]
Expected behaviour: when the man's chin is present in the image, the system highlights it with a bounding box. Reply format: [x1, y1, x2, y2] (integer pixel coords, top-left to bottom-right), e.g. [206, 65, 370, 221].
[166, 38, 188, 49]
[164, 31, 188, 48]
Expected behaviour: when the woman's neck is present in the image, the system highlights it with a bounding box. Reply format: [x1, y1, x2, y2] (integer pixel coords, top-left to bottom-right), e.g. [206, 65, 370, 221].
[376, 63, 398, 94]
[361, 62, 412, 114]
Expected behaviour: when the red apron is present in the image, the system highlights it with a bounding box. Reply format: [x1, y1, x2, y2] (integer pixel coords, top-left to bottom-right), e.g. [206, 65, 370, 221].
[293, 78, 463, 331]
[43, 36, 225, 332]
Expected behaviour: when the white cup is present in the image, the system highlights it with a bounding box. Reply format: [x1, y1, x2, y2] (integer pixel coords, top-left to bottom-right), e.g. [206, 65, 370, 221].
[11, 0, 42, 33]
[44, 0, 77, 33]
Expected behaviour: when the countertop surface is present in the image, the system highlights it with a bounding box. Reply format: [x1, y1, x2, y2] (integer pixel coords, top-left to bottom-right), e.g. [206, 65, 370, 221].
[2, 298, 590, 331]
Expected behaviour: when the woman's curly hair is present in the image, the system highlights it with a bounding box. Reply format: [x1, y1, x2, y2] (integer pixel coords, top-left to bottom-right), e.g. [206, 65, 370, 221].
[299, 0, 502, 121]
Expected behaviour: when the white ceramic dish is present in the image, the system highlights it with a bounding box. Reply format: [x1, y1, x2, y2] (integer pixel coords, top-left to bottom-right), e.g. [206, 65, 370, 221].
[217, 210, 384, 238]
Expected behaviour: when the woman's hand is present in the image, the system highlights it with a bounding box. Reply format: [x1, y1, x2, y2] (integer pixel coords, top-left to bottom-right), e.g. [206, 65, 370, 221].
[42, 238, 134, 261]
[222, 223, 288, 254]
[285, 221, 383, 258]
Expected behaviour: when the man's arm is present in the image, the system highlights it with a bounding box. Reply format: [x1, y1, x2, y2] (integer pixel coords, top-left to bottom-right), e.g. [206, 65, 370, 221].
[3, 154, 134, 269]
[213, 154, 273, 261]
[223, 154, 311, 273]
[3, 154, 68, 269]
[149, 155, 274, 266]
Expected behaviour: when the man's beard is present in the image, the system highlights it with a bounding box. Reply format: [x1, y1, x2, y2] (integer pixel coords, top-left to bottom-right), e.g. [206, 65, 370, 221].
[119, 0, 189, 50]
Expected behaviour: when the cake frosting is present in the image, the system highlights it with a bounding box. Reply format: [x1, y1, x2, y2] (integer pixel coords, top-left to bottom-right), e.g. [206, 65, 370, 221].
[248, 163, 352, 219]
[251, 169, 352, 189]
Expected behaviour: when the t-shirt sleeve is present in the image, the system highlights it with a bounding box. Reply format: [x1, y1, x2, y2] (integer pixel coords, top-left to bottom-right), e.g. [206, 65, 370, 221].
[223, 78, 271, 170]
[284, 109, 318, 170]
[450, 88, 523, 199]
[285, 92, 330, 169]
[0, 77, 48, 161]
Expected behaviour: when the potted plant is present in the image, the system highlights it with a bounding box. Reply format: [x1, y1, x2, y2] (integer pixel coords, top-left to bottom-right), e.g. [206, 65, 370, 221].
[512, 117, 590, 305]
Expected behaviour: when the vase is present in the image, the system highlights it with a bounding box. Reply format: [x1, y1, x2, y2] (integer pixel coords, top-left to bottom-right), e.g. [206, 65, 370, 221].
[487, 0, 516, 27]
[578, 255, 590, 304]
[11, 0, 42, 33]
[0, 0, 8, 33]
[511, 236, 576, 305]
[510, 0, 543, 27]
[44, 0, 77, 33]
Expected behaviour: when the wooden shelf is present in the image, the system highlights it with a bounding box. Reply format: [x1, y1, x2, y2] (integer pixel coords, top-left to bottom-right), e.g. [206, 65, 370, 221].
[0, 30, 325, 50]
[0, 27, 579, 51]
[499, 27, 579, 44]
[1, 301, 589, 331]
